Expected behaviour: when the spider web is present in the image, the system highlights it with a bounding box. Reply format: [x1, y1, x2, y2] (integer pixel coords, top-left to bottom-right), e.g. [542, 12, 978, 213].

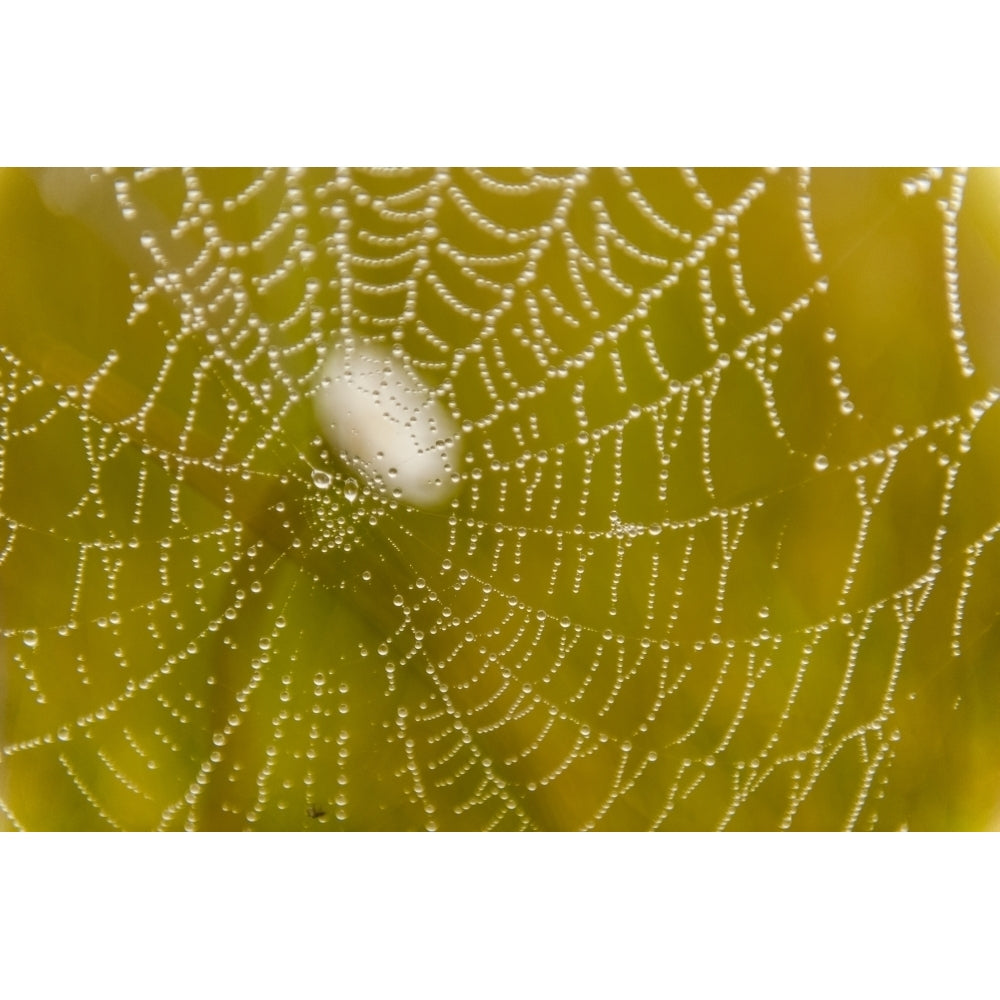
[2, 166, 999, 830]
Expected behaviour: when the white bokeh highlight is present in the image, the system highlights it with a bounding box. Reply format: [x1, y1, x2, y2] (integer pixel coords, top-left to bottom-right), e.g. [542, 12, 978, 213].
[314, 342, 461, 507]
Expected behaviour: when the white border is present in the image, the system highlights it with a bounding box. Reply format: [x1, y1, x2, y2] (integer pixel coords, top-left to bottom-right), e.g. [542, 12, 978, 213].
[4, 834, 998, 996]
[3, 2, 997, 163]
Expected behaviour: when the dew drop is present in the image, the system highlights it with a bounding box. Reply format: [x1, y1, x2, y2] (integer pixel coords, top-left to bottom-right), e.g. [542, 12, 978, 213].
[312, 469, 332, 490]
[343, 478, 359, 502]
[23, 630, 38, 649]
[813, 454, 829, 472]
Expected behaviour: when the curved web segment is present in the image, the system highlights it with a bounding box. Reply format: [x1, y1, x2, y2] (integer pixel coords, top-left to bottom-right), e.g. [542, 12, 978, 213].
[1, 167, 999, 830]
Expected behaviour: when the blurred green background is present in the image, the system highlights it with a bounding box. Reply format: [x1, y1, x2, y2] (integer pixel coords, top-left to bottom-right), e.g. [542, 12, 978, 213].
[2, 167, 1000, 830]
